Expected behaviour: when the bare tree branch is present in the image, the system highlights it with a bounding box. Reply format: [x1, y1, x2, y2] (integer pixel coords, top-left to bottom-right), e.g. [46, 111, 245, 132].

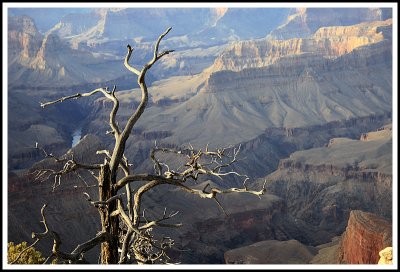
[31, 159, 101, 191]
[83, 192, 125, 208]
[124, 45, 141, 76]
[27, 204, 111, 264]
[40, 88, 106, 108]
[109, 26, 174, 177]
[40, 87, 120, 138]
[139, 208, 182, 230]
[29, 27, 267, 264]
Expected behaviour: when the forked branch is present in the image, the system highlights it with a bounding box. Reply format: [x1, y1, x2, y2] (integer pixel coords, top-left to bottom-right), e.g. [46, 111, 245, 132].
[109, 27, 174, 177]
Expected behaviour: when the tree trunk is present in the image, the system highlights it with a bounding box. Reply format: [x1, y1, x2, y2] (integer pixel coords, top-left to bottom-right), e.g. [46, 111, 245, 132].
[98, 163, 119, 264]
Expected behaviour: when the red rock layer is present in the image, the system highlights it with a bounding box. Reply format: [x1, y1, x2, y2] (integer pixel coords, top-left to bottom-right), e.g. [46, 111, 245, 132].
[338, 210, 392, 264]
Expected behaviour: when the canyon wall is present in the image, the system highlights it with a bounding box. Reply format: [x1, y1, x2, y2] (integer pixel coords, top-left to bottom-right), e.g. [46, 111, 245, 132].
[211, 19, 392, 72]
[337, 210, 392, 264]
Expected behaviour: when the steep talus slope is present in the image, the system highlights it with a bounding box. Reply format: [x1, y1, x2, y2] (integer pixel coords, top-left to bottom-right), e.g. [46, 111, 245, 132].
[337, 210, 392, 264]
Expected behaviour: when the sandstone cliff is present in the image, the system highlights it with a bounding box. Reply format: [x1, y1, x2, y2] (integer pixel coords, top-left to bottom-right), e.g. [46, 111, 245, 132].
[337, 210, 392, 264]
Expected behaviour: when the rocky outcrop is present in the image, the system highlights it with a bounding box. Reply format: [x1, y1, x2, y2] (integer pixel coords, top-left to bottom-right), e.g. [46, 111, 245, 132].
[378, 247, 393, 265]
[337, 210, 392, 264]
[224, 239, 318, 264]
[360, 123, 392, 141]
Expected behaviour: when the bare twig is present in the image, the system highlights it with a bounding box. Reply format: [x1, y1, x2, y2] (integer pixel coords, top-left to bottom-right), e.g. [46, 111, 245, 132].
[83, 192, 125, 208]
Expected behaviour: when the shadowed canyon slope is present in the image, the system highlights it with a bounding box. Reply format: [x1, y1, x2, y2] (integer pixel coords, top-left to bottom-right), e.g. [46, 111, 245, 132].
[262, 124, 392, 234]
[225, 125, 392, 264]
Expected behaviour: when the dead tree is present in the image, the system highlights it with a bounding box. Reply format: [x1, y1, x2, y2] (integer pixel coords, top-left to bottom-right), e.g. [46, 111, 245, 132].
[15, 27, 266, 265]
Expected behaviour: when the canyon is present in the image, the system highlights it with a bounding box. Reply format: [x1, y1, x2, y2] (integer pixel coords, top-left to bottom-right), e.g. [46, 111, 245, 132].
[6, 7, 394, 265]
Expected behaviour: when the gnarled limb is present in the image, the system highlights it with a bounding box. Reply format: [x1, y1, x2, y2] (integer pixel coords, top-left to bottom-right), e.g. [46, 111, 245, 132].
[30, 27, 268, 264]
[109, 27, 174, 177]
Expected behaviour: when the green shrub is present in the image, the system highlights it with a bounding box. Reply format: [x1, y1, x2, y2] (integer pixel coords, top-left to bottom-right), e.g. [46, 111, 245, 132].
[8, 241, 45, 264]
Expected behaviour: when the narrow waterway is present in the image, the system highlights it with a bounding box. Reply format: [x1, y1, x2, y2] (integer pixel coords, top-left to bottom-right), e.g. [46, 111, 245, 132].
[71, 127, 83, 147]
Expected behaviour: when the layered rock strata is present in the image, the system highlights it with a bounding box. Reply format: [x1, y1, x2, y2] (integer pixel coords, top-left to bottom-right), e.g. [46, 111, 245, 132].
[337, 210, 392, 264]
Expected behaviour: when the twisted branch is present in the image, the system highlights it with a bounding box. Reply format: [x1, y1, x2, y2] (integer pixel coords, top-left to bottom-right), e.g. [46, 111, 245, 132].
[109, 26, 174, 177]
